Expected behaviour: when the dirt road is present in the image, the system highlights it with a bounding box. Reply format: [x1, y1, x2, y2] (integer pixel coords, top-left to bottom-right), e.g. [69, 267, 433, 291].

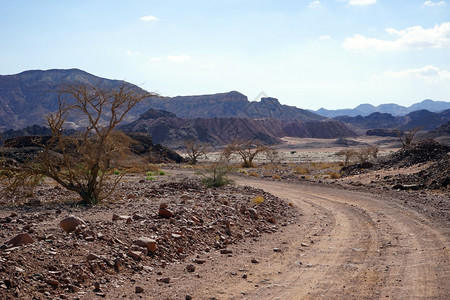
[206, 179, 450, 299]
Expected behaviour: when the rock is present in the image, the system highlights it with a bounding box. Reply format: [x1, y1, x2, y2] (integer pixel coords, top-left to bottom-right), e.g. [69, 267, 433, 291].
[301, 243, 309, 247]
[93, 282, 101, 292]
[86, 253, 101, 261]
[60, 216, 86, 233]
[6, 233, 34, 247]
[171, 233, 182, 239]
[220, 249, 233, 254]
[134, 237, 158, 252]
[159, 203, 168, 209]
[135, 286, 144, 293]
[127, 250, 142, 261]
[186, 264, 196, 272]
[248, 208, 258, 220]
[186, 295, 193, 300]
[132, 213, 146, 220]
[158, 208, 174, 218]
[273, 248, 281, 252]
[251, 258, 259, 264]
[158, 277, 171, 284]
[44, 279, 59, 288]
[112, 214, 131, 221]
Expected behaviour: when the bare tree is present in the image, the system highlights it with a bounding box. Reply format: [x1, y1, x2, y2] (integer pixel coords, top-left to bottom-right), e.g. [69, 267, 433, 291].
[223, 140, 268, 168]
[183, 139, 208, 165]
[264, 147, 281, 164]
[335, 149, 357, 166]
[397, 128, 421, 148]
[0, 83, 156, 204]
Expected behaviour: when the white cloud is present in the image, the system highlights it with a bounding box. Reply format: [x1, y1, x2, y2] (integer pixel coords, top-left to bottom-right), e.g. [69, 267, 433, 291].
[167, 54, 191, 62]
[343, 22, 450, 50]
[150, 57, 163, 62]
[319, 35, 331, 40]
[308, 1, 323, 8]
[348, 0, 376, 6]
[423, 1, 446, 7]
[383, 65, 450, 79]
[139, 15, 158, 22]
[126, 50, 141, 56]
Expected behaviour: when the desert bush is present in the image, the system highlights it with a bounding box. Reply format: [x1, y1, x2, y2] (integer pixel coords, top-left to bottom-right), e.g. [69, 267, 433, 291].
[328, 172, 340, 179]
[201, 157, 233, 188]
[252, 195, 264, 204]
[248, 171, 259, 177]
[294, 165, 310, 175]
[336, 149, 357, 166]
[272, 174, 281, 180]
[0, 83, 156, 204]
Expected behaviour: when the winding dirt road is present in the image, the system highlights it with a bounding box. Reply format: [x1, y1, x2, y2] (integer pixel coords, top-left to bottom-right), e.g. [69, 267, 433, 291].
[205, 179, 450, 299]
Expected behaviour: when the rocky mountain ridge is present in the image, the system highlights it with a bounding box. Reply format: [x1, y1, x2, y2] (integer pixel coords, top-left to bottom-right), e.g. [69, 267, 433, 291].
[314, 99, 450, 118]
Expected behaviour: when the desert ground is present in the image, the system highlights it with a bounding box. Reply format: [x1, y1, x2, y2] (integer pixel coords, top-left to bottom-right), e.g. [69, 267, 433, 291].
[1, 137, 449, 299]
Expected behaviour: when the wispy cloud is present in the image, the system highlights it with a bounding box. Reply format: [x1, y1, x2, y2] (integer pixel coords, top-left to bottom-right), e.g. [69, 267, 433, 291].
[139, 15, 158, 22]
[343, 22, 450, 50]
[126, 50, 141, 56]
[167, 54, 191, 62]
[423, 1, 446, 7]
[381, 65, 450, 79]
[319, 35, 331, 40]
[308, 1, 323, 8]
[348, 0, 376, 6]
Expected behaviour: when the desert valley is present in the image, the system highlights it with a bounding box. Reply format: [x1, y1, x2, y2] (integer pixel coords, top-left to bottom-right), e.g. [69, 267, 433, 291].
[0, 69, 449, 299]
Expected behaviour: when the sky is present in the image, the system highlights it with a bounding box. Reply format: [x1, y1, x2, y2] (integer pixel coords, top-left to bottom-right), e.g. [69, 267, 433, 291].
[1, 0, 449, 110]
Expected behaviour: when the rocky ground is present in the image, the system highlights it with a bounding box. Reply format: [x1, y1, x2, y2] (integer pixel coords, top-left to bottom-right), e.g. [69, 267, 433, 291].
[0, 173, 297, 300]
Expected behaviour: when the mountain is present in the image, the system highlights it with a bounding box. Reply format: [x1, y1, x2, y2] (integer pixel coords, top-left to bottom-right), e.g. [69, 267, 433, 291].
[121, 112, 357, 149]
[0, 69, 151, 130]
[314, 99, 450, 118]
[146, 93, 326, 121]
[335, 109, 450, 131]
[0, 69, 326, 131]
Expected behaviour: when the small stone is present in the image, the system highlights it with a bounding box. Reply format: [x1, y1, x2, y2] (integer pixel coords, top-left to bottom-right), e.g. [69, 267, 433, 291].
[273, 248, 281, 252]
[112, 214, 131, 221]
[242, 274, 248, 279]
[301, 243, 309, 247]
[186, 264, 196, 272]
[60, 216, 86, 233]
[171, 233, 182, 239]
[220, 249, 232, 254]
[127, 250, 142, 261]
[45, 279, 59, 288]
[134, 237, 157, 252]
[135, 286, 144, 293]
[158, 277, 171, 284]
[132, 213, 146, 220]
[158, 208, 174, 218]
[6, 233, 34, 247]
[87, 253, 101, 261]
[93, 282, 101, 292]
[185, 295, 193, 300]
[251, 258, 259, 264]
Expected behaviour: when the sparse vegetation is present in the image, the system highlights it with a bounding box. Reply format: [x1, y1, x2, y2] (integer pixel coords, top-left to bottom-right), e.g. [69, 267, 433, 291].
[184, 139, 209, 165]
[223, 140, 268, 168]
[201, 157, 233, 188]
[0, 83, 156, 204]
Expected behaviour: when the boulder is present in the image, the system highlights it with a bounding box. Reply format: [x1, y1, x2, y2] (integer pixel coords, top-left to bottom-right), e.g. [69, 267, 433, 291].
[60, 216, 86, 233]
[6, 233, 34, 247]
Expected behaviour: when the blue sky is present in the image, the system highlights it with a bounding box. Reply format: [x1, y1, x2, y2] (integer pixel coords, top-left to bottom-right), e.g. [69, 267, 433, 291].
[1, 0, 449, 109]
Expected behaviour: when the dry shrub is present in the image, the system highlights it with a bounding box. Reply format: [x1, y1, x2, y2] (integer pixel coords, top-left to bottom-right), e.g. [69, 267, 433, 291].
[272, 174, 281, 180]
[328, 172, 340, 179]
[248, 171, 259, 177]
[252, 195, 264, 204]
[147, 164, 160, 173]
[294, 165, 310, 175]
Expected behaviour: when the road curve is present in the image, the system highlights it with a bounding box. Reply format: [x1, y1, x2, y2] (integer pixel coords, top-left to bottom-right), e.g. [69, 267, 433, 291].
[231, 179, 450, 299]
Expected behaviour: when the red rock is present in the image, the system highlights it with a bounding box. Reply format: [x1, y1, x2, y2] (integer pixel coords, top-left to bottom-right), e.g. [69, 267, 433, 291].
[134, 237, 158, 252]
[60, 216, 86, 233]
[158, 208, 174, 218]
[6, 233, 34, 247]
[135, 286, 144, 293]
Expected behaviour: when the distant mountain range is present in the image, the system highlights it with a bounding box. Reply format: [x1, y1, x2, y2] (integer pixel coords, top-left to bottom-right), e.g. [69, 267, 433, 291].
[314, 100, 450, 118]
[334, 109, 450, 131]
[0, 68, 449, 146]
